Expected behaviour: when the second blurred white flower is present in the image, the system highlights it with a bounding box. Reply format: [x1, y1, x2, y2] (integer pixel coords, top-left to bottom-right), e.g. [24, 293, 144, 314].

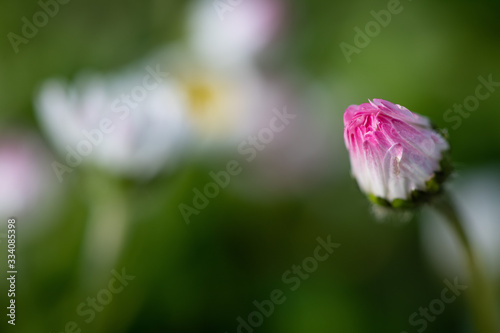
[36, 64, 189, 180]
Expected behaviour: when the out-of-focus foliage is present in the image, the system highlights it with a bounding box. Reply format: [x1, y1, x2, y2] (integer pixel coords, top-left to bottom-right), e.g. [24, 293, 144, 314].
[0, 0, 499, 332]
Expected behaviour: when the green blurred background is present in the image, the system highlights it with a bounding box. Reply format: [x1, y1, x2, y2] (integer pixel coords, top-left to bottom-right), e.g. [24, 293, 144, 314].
[0, 0, 499, 332]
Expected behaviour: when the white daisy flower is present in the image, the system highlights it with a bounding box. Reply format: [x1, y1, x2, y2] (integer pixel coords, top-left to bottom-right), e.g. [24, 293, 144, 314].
[35, 64, 189, 180]
[187, 0, 284, 67]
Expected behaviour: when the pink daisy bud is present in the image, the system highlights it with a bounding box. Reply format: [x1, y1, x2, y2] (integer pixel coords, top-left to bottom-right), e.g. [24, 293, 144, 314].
[344, 99, 451, 208]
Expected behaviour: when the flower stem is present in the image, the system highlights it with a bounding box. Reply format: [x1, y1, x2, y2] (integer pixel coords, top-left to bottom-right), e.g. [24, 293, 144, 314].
[79, 171, 129, 290]
[433, 193, 499, 333]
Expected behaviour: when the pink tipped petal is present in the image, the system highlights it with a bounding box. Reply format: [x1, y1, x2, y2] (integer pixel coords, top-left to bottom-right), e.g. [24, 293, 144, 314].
[344, 99, 449, 201]
[371, 99, 430, 128]
[343, 104, 362, 126]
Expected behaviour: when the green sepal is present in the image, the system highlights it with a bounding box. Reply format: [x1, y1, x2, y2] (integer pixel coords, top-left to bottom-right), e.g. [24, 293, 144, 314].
[368, 194, 391, 207]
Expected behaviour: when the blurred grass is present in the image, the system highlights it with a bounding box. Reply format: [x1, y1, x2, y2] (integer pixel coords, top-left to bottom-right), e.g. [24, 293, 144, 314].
[1, 0, 499, 332]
